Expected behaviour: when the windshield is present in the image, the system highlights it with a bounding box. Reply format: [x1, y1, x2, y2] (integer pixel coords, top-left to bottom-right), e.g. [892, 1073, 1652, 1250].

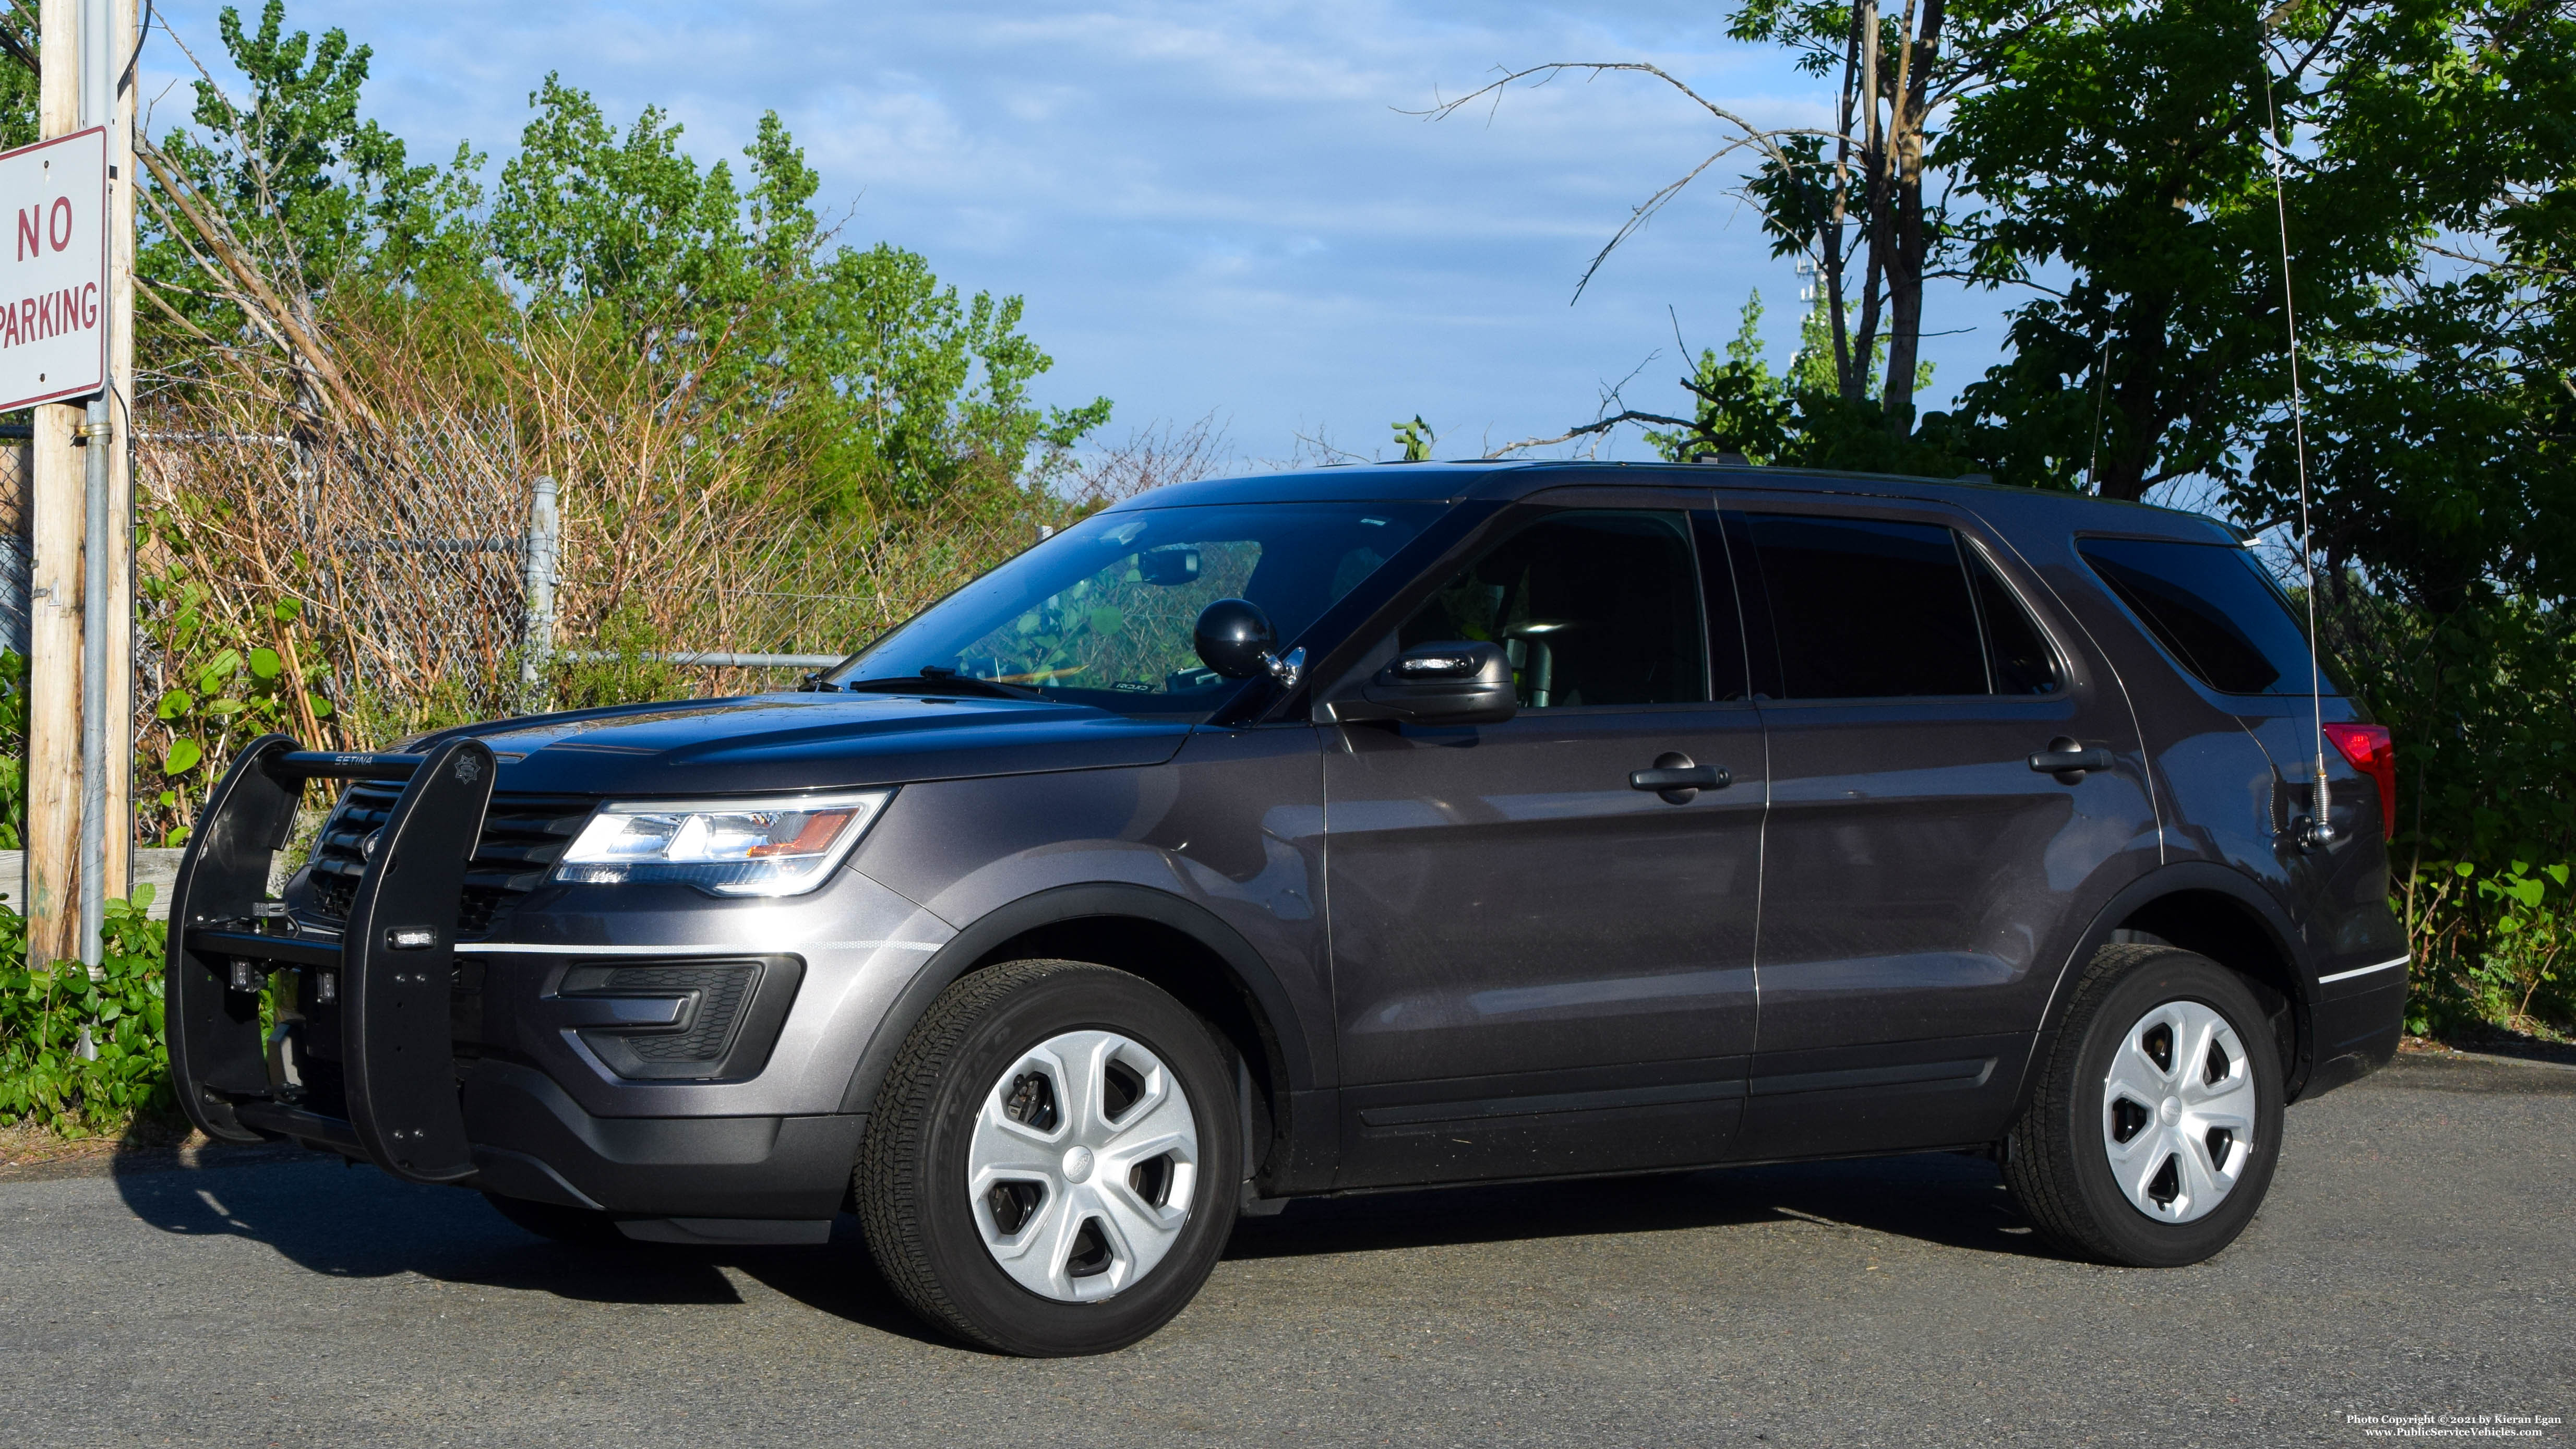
[827, 501, 1442, 714]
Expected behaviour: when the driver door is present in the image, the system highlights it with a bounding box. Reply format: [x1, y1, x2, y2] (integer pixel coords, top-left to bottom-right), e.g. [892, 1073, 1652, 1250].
[1320, 494, 1767, 1189]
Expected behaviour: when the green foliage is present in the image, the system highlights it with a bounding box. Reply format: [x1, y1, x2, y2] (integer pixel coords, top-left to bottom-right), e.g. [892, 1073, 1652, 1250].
[492, 75, 785, 327]
[143, 0, 487, 321]
[1392, 416, 1436, 462]
[0, 13, 36, 153]
[145, 6, 1108, 528]
[547, 602, 697, 713]
[483, 74, 1109, 520]
[1925, 0, 2576, 505]
[0, 651, 25, 852]
[1649, 291, 1971, 476]
[1932, 0, 2308, 497]
[2318, 589, 2576, 1034]
[0, 891, 175, 1135]
[2405, 859, 2574, 1036]
[790, 242, 1113, 517]
[134, 511, 335, 847]
[1646, 295, 1794, 464]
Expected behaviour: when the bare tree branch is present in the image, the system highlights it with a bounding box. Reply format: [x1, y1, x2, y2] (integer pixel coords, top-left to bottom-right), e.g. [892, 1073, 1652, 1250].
[1408, 62, 1841, 303]
[135, 138, 374, 426]
[1482, 409, 1701, 459]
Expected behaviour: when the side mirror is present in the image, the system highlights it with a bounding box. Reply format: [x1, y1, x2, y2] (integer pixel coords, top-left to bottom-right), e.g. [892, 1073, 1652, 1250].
[1331, 641, 1517, 726]
[1193, 598, 1305, 688]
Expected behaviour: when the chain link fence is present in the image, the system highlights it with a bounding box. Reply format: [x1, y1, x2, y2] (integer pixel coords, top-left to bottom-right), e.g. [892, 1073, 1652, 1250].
[123, 415, 1043, 749]
[0, 426, 29, 660]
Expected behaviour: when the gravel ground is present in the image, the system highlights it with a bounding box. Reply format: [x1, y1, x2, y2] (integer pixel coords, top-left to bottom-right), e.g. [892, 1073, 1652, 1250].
[2, 1052, 2568, 1448]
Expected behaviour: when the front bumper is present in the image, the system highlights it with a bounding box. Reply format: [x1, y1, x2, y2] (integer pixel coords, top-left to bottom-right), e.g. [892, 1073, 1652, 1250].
[463, 1061, 866, 1220]
[166, 734, 949, 1221]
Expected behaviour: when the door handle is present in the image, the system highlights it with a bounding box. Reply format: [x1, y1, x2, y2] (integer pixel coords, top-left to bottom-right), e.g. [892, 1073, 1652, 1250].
[1630, 752, 1731, 803]
[2028, 737, 2114, 781]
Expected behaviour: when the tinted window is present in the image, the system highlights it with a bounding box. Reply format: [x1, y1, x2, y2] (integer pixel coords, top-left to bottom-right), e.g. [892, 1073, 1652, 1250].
[1743, 516, 1987, 698]
[1967, 547, 2062, 695]
[2078, 537, 2328, 696]
[1400, 510, 1706, 708]
[1693, 512, 1753, 701]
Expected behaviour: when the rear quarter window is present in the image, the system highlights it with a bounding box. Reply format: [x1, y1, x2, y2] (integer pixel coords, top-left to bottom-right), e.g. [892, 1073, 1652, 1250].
[2077, 537, 2333, 696]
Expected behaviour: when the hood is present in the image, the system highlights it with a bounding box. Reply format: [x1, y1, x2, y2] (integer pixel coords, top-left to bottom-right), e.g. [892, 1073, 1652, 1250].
[421, 692, 1194, 798]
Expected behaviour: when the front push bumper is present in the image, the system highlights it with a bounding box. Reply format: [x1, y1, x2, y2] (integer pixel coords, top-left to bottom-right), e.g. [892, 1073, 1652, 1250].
[165, 734, 861, 1231]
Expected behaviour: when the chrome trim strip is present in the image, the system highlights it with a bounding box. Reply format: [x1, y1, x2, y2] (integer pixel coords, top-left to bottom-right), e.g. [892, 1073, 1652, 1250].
[2317, 954, 2409, 985]
[453, 940, 942, 956]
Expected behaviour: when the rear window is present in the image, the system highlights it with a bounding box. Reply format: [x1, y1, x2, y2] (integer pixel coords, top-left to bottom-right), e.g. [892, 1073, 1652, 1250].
[2077, 537, 2332, 696]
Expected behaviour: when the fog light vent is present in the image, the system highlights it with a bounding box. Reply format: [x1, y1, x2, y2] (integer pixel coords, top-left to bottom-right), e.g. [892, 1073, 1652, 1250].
[561, 961, 764, 1080]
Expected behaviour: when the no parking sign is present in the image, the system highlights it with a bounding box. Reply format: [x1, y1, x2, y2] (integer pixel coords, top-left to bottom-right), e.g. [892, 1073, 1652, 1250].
[0, 126, 107, 412]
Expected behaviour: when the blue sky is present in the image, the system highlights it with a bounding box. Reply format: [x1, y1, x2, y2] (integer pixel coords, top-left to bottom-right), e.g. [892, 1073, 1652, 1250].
[143, 0, 2022, 471]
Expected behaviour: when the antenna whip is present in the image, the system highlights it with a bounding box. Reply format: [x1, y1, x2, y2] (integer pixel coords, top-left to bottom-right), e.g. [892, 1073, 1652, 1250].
[2265, 71, 2333, 847]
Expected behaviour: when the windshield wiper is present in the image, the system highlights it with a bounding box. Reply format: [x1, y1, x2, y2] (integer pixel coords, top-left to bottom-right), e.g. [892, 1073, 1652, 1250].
[838, 666, 1046, 702]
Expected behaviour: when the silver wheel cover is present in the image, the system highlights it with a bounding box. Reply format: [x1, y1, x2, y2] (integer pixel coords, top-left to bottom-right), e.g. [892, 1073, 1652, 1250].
[966, 1030, 1200, 1302]
[2101, 998, 2256, 1225]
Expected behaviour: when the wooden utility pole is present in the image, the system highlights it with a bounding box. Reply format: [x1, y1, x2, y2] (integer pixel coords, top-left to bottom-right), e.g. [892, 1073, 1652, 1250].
[27, 0, 84, 966]
[25, 0, 133, 965]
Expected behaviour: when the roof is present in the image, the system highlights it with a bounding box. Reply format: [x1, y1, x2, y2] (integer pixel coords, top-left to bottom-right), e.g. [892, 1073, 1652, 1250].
[1108, 461, 2237, 543]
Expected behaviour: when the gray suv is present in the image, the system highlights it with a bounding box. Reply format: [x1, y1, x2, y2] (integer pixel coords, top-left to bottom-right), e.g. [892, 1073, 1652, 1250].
[166, 462, 2410, 1355]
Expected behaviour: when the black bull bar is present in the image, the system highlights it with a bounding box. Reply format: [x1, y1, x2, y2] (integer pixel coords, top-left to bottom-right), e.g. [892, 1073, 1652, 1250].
[166, 732, 497, 1184]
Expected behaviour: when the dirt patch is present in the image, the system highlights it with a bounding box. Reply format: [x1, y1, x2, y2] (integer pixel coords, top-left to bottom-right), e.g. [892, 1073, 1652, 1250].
[0, 1117, 312, 1183]
[2400, 1025, 2576, 1067]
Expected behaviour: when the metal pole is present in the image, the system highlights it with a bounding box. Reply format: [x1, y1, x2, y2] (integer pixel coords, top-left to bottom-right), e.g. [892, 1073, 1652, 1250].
[74, 0, 114, 965]
[102, 0, 136, 907]
[519, 475, 557, 710]
[76, 413, 106, 963]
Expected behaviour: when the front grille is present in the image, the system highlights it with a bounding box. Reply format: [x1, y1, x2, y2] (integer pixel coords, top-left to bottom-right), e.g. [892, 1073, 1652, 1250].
[304, 783, 593, 933]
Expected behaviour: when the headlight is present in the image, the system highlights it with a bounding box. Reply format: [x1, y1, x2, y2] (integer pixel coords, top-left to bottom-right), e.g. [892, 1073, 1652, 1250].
[553, 791, 891, 897]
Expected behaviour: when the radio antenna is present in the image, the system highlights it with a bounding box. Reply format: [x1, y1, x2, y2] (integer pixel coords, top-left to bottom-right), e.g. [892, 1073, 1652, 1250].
[2264, 71, 2332, 847]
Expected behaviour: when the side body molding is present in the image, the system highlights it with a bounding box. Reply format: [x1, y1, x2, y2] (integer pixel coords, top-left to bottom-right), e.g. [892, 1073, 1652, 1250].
[835, 882, 1333, 1190]
[2012, 860, 2320, 1113]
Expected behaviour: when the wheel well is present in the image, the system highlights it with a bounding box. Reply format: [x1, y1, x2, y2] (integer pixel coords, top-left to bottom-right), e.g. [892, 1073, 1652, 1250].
[968, 915, 1287, 1181]
[2114, 890, 2303, 1086]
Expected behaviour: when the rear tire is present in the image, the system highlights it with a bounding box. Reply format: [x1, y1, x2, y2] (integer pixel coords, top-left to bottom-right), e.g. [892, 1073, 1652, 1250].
[856, 960, 1241, 1356]
[482, 1192, 625, 1246]
[2004, 944, 2284, 1267]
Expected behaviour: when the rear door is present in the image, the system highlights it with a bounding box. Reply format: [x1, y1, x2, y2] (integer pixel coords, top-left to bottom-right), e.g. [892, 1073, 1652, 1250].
[1726, 497, 2160, 1159]
[1321, 490, 1767, 1188]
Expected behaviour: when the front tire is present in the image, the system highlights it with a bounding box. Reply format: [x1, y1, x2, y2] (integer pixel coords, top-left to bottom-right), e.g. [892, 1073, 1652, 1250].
[856, 960, 1241, 1356]
[2004, 944, 2285, 1267]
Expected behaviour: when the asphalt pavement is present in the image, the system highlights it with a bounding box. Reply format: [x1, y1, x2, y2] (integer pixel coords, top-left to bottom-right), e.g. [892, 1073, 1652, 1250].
[3, 1052, 2569, 1448]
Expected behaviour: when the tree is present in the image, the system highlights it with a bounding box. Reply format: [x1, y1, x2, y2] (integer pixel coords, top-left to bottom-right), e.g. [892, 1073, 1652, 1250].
[1425, 0, 1981, 452]
[491, 75, 781, 334]
[1729, 0, 1969, 427]
[0, 6, 39, 152]
[1642, 293, 1796, 464]
[1930, 0, 2573, 510]
[143, 2, 484, 326]
[130, 7, 1109, 522]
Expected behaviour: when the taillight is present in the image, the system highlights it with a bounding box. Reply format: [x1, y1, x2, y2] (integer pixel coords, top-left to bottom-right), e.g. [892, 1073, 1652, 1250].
[2320, 722, 2396, 840]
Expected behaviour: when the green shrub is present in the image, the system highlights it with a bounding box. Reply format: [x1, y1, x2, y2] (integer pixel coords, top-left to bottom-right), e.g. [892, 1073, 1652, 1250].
[0, 889, 175, 1135]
